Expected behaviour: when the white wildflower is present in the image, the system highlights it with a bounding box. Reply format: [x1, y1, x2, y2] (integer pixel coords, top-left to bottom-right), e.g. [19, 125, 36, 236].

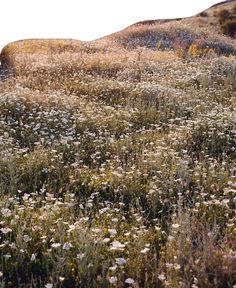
[63, 242, 73, 250]
[174, 263, 181, 270]
[109, 276, 118, 284]
[103, 238, 110, 243]
[31, 253, 37, 261]
[59, 277, 65, 282]
[111, 218, 119, 223]
[67, 224, 76, 233]
[9, 242, 16, 249]
[91, 228, 102, 233]
[115, 257, 126, 266]
[172, 223, 180, 229]
[23, 235, 32, 242]
[51, 243, 61, 248]
[167, 235, 174, 241]
[110, 240, 125, 251]
[158, 274, 166, 281]
[125, 278, 135, 285]
[77, 253, 85, 260]
[1, 208, 11, 217]
[155, 226, 161, 231]
[108, 228, 117, 237]
[141, 247, 150, 254]
[1, 228, 12, 234]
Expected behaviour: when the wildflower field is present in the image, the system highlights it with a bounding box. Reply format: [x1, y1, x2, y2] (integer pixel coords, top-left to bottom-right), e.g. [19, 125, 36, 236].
[0, 2, 236, 287]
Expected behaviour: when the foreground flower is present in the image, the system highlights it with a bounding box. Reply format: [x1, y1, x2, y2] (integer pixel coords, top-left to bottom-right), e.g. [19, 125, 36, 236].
[1, 228, 12, 234]
[108, 228, 117, 237]
[109, 266, 117, 271]
[23, 235, 32, 242]
[51, 243, 61, 248]
[140, 247, 150, 254]
[45, 284, 53, 288]
[172, 223, 180, 229]
[158, 274, 166, 281]
[103, 238, 110, 243]
[1, 208, 11, 217]
[110, 240, 125, 251]
[77, 253, 85, 260]
[30, 253, 37, 262]
[115, 258, 126, 266]
[59, 277, 65, 282]
[63, 242, 73, 250]
[125, 278, 135, 285]
[109, 276, 118, 284]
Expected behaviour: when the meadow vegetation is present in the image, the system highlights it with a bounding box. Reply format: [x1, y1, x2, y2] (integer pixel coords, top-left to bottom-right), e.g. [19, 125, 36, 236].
[0, 2, 236, 287]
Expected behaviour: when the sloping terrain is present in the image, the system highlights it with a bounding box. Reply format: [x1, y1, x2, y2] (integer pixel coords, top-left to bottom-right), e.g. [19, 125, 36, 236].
[0, 1, 235, 287]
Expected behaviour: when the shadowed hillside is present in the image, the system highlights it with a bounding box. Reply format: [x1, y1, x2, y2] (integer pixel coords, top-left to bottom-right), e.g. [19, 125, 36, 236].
[0, 1, 235, 288]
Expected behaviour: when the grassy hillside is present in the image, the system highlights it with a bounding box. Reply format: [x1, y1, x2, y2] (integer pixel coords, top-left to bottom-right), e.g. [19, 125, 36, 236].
[0, 1, 236, 287]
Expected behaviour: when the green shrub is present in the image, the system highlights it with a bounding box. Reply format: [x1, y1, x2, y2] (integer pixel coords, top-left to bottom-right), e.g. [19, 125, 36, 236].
[218, 9, 231, 24]
[217, 6, 236, 38]
[198, 11, 208, 17]
[222, 19, 236, 38]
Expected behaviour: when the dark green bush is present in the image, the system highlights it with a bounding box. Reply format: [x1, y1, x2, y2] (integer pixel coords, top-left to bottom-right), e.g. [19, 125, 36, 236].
[222, 19, 236, 38]
[217, 6, 236, 38]
[218, 9, 231, 24]
[199, 11, 208, 17]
